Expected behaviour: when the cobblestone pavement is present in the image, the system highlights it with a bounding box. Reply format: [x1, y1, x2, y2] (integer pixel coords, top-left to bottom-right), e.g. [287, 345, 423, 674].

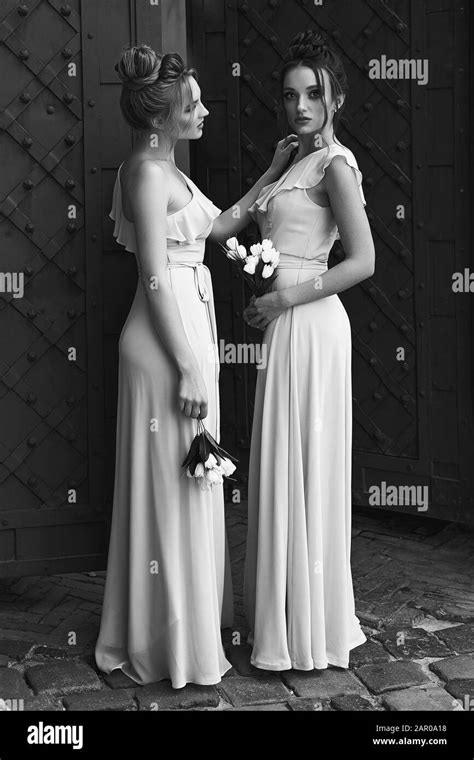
[0, 504, 473, 711]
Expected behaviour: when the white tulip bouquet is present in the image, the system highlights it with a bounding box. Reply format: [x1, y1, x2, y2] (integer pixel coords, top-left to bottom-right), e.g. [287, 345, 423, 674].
[222, 237, 280, 297]
[182, 419, 238, 491]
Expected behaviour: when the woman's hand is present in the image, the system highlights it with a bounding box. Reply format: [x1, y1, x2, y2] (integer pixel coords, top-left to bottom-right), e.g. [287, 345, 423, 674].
[269, 134, 299, 177]
[243, 291, 288, 331]
[178, 364, 209, 419]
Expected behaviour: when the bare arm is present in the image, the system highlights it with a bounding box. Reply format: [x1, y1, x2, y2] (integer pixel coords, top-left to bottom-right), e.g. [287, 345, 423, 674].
[208, 135, 299, 244]
[130, 161, 208, 419]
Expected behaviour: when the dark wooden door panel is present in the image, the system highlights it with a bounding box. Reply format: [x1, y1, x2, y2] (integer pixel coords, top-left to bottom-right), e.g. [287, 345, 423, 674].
[188, 0, 473, 522]
[0, 0, 180, 577]
[0, 0, 106, 576]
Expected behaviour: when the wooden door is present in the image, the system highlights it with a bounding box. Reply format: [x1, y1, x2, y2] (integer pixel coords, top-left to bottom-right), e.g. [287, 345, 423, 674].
[0, 0, 188, 576]
[188, 0, 473, 523]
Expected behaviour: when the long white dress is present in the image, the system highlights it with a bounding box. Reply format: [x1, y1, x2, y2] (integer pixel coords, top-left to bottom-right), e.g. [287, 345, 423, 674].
[94, 164, 234, 689]
[243, 141, 368, 671]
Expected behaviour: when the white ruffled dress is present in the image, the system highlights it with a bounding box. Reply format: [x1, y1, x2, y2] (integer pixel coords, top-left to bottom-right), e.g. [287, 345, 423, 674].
[243, 141, 368, 670]
[95, 164, 234, 689]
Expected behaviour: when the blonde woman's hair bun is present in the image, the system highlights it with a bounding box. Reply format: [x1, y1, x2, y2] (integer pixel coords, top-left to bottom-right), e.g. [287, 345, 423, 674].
[116, 44, 162, 91]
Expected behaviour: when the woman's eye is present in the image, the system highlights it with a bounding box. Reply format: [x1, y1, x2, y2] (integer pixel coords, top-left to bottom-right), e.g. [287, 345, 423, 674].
[309, 90, 321, 98]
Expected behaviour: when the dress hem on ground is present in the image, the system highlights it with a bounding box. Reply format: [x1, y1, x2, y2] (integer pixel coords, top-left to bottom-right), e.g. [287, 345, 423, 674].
[248, 629, 368, 672]
[108, 661, 233, 691]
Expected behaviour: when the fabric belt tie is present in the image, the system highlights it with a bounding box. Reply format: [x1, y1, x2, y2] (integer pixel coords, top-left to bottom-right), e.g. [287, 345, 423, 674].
[167, 261, 210, 302]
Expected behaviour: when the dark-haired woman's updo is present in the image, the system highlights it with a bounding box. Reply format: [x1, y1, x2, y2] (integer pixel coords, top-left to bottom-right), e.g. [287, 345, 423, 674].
[278, 29, 348, 133]
[115, 43, 197, 132]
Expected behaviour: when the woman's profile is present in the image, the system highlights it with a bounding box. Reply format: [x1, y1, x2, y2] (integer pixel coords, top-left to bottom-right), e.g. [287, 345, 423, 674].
[94, 43, 296, 689]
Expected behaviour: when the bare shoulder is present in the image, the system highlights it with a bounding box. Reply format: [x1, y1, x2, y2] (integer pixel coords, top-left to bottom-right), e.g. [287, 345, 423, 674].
[325, 152, 353, 174]
[309, 146, 350, 195]
[125, 157, 167, 189]
[121, 157, 168, 219]
[323, 151, 358, 195]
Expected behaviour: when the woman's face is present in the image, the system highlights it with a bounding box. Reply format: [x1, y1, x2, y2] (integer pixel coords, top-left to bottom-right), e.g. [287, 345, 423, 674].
[282, 65, 338, 136]
[178, 76, 209, 139]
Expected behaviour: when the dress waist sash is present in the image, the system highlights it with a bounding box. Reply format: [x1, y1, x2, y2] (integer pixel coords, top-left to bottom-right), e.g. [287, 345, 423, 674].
[167, 260, 210, 303]
[276, 255, 328, 272]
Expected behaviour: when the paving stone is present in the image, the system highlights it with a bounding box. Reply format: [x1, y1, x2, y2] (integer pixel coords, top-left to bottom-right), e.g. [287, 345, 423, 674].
[331, 693, 383, 711]
[416, 599, 474, 624]
[282, 668, 366, 699]
[288, 698, 334, 711]
[0, 593, 16, 602]
[434, 624, 474, 654]
[228, 702, 291, 711]
[356, 607, 385, 629]
[375, 628, 452, 659]
[31, 645, 70, 661]
[383, 606, 429, 629]
[24, 661, 102, 696]
[0, 629, 53, 646]
[26, 595, 65, 616]
[225, 644, 271, 677]
[0, 610, 46, 624]
[0, 639, 35, 660]
[24, 696, 66, 711]
[102, 669, 138, 690]
[218, 674, 291, 707]
[63, 689, 136, 711]
[382, 686, 458, 711]
[355, 661, 430, 694]
[78, 602, 100, 612]
[0, 668, 32, 699]
[429, 655, 474, 682]
[349, 640, 391, 667]
[136, 681, 220, 710]
[444, 679, 474, 703]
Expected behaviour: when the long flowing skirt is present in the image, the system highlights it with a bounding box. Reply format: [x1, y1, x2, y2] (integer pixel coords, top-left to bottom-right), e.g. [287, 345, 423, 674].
[95, 269, 234, 689]
[244, 285, 366, 670]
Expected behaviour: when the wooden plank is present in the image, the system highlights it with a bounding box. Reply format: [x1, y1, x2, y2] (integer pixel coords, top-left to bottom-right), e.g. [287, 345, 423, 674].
[81, 0, 106, 513]
[452, 0, 473, 518]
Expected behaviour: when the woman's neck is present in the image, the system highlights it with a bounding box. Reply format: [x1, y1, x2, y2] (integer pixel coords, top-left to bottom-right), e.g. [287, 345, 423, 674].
[135, 130, 177, 163]
[295, 130, 336, 161]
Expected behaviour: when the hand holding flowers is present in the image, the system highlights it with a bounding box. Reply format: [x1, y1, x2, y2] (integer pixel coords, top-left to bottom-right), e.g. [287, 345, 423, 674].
[182, 419, 238, 491]
[244, 290, 289, 332]
[222, 237, 287, 331]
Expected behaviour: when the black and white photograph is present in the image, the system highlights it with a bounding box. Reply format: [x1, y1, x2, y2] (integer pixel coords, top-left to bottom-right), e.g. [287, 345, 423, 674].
[0, 0, 472, 747]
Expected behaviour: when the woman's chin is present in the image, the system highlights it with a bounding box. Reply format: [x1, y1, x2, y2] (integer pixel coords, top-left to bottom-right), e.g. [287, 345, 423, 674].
[292, 124, 316, 135]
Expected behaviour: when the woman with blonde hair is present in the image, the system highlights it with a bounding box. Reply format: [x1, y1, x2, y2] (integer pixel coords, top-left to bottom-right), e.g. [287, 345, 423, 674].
[94, 44, 297, 689]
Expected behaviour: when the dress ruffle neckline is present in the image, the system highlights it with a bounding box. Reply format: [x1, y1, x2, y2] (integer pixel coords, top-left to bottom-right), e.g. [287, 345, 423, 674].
[248, 141, 366, 217]
[109, 162, 222, 252]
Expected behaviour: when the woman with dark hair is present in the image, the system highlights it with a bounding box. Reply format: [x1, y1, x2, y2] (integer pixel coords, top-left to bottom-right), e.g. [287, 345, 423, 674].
[94, 44, 297, 689]
[243, 30, 375, 672]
